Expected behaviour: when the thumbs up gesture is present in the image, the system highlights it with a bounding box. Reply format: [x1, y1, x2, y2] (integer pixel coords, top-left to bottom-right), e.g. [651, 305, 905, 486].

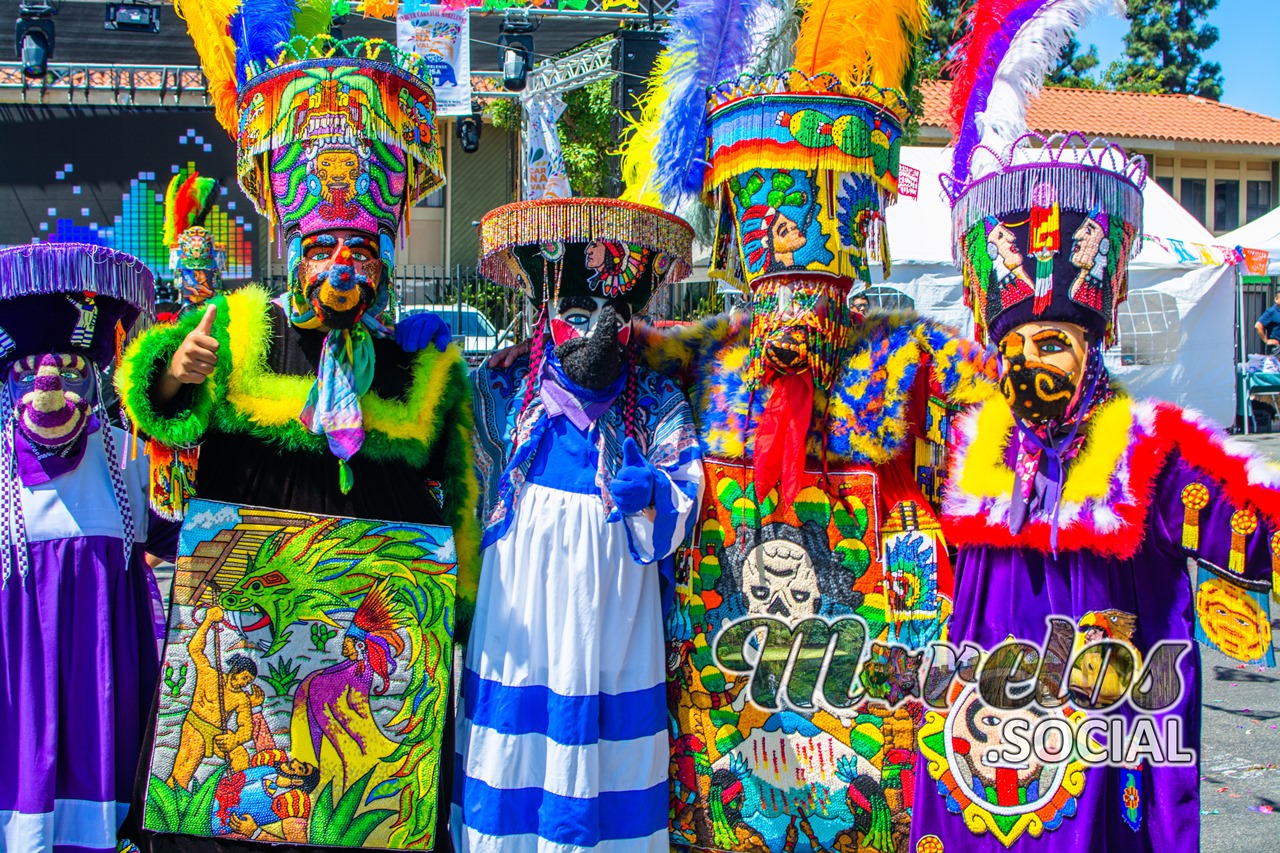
[608, 436, 658, 515]
[156, 305, 220, 405]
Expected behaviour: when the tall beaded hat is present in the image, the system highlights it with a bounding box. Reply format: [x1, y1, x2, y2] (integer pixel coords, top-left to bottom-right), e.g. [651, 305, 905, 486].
[0, 243, 155, 368]
[174, 0, 443, 293]
[478, 198, 695, 312]
[942, 0, 1146, 347]
[621, 0, 929, 293]
[619, 1, 929, 387]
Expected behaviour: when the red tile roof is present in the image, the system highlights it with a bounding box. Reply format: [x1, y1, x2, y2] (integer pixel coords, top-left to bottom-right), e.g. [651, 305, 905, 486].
[920, 79, 1280, 146]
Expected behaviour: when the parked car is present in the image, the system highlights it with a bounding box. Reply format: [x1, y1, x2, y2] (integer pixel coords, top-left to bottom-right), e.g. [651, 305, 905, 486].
[400, 303, 505, 358]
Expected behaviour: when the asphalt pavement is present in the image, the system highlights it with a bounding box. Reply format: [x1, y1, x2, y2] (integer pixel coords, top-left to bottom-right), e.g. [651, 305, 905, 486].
[1201, 434, 1280, 851]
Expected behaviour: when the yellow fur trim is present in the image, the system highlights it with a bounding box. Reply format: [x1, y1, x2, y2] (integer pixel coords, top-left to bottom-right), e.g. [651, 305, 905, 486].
[958, 395, 1135, 502]
[222, 285, 459, 448]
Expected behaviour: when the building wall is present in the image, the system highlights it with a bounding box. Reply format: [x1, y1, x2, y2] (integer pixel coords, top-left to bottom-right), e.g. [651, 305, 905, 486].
[447, 118, 518, 272]
[1140, 151, 1277, 235]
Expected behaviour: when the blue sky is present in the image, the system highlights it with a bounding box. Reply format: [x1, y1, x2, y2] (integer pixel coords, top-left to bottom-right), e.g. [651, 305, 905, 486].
[1075, 0, 1280, 117]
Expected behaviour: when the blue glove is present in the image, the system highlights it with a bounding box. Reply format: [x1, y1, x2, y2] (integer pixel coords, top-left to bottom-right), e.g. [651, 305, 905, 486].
[609, 437, 658, 514]
[395, 311, 452, 352]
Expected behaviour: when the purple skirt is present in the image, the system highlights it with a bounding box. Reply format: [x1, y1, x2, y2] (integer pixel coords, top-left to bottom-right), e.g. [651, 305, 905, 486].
[0, 537, 160, 852]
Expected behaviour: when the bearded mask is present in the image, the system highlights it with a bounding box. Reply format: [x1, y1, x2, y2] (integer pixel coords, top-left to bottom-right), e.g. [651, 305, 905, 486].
[747, 276, 853, 388]
[998, 323, 1089, 426]
[551, 296, 632, 391]
[291, 231, 388, 331]
[9, 354, 94, 449]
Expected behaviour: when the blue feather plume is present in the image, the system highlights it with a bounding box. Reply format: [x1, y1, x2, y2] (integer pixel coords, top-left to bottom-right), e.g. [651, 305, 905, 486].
[652, 0, 755, 209]
[231, 0, 301, 84]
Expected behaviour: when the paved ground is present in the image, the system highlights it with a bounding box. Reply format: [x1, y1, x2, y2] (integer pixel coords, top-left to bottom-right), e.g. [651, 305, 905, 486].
[1202, 434, 1280, 851]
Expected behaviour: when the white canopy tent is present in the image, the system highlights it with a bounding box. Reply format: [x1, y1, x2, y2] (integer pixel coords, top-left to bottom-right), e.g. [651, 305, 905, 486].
[873, 146, 1239, 426]
[1220, 205, 1280, 275]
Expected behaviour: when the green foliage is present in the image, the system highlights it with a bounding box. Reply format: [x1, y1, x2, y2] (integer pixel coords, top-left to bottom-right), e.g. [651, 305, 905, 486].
[487, 97, 520, 133]
[309, 769, 396, 846]
[1109, 0, 1223, 98]
[558, 79, 616, 197]
[920, 0, 967, 78]
[310, 622, 338, 652]
[264, 656, 303, 696]
[1048, 37, 1102, 89]
[144, 773, 220, 835]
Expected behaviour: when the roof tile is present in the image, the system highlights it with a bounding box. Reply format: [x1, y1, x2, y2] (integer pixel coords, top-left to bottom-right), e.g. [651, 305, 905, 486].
[920, 80, 1280, 147]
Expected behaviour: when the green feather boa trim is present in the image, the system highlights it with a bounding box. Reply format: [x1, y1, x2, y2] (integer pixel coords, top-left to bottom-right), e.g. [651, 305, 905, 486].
[118, 286, 471, 467]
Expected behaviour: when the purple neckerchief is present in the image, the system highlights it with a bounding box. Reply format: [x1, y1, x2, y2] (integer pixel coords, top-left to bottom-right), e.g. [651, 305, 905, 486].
[15, 415, 100, 486]
[539, 351, 625, 431]
[1007, 363, 1104, 554]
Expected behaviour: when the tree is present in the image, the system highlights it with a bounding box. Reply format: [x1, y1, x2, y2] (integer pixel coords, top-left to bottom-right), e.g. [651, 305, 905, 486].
[1048, 36, 1101, 89]
[1107, 0, 1223, 99]
[921, 0, 966, 78]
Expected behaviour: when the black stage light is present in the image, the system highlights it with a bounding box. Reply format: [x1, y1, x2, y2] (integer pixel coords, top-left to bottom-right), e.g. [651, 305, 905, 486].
[457, 107, 483, 154]
[104, 2, 160, 33]
[15, 2, 56, 79]
[497, 12, 538, 92]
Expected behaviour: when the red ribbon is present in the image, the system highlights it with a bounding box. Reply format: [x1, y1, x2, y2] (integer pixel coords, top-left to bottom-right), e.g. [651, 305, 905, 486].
[753, 372, 814, 503]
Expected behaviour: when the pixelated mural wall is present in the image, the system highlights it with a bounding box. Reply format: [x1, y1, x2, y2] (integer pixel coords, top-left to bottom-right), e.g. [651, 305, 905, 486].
[0, 106, 258, 287]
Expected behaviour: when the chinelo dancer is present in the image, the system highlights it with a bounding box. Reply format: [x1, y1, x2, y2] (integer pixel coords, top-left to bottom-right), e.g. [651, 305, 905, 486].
[911, 1, 1279, 851]
[0, 242, 174, 853]
[115, 1, 477, 850]
[613, 1, 1000, 850]
[457, 197, 704, 852]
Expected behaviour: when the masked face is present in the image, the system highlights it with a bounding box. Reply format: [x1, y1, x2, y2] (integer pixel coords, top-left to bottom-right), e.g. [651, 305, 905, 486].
[754, 281, 832, 376]
[998, 322, 1089, 425]
[295, 229, 386, 330]
[551, 295, 632, 391]
[9, 353, 94, 449]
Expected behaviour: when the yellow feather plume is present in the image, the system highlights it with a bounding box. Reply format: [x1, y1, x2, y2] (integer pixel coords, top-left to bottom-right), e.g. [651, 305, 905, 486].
[792, 0, 928, 90]
[173, 0, 243, 136]
[618, 49, 672, 208]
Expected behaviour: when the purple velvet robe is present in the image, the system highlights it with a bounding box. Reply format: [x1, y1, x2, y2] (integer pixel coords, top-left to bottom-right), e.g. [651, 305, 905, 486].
[0, 426, 171, 853]
[910, 395, 1277, 852]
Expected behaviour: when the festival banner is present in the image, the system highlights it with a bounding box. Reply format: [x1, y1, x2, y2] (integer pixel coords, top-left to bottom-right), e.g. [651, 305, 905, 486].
[142, 499, 458, 849]
[397, 1, 473, 117]
[524, 93, 571, 200]
[1242, 247, 1271, 277]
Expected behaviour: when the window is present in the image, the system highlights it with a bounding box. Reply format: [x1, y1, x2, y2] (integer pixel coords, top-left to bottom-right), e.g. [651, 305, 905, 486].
[1248, 180, 1274, 223]
[863, 285, 914, 311]
[1112, 290, 1180, 365]
[1215, 179, 1240, 232]
[1181, 178, 1207, 226]
[1155, 176, 1174, 196]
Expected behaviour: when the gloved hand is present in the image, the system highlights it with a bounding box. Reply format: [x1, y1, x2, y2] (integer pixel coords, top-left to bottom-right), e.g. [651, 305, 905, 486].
[395, 311, 452, 352]
[608, 437, 658, 514]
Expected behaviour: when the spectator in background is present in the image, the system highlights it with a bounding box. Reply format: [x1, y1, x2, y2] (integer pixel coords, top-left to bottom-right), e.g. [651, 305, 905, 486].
[1255, 290, 1280, 353]
[851, 292, 871, 315]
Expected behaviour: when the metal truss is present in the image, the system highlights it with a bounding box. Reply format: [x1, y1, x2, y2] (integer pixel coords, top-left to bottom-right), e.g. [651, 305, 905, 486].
[0, 62, 208, 107]
[523, 37, 620, 98]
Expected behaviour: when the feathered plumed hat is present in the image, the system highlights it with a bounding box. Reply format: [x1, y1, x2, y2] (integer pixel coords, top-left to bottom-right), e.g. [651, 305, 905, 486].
[621, 0, 929, 290]
[478, 198, 695, 312]
[173, 0, 443, 263]
[163, 167, 226, 307]
[942, 0, 1147, 346]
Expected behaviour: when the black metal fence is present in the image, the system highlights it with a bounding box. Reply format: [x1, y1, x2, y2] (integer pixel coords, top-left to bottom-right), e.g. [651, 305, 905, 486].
[243, 267, 731, 358]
